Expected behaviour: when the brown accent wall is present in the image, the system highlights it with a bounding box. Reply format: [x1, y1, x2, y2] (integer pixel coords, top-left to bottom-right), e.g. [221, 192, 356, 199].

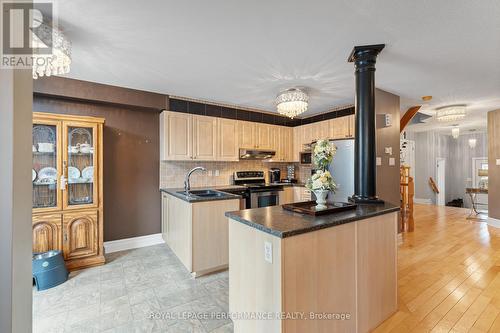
[375, 89, 401, 205]
[488, 109, 500, 220]
[34, 78, 164, 241]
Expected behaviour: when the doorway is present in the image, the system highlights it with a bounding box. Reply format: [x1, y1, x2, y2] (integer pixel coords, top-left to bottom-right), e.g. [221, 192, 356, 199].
[472, 157, 488, 208]
[436, 158, 446, 206]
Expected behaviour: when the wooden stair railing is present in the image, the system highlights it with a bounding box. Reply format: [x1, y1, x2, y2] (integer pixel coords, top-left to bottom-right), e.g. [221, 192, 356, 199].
[400, 166, 415, 232]
[400, 106, 421, 133]
[429, 177, 439, 194]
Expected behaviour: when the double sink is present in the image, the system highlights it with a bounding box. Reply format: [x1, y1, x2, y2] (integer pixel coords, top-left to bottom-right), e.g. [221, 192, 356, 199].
[176, 189, 228, 199]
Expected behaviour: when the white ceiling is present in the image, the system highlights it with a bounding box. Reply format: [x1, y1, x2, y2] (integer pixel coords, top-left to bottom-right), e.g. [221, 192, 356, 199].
[52, 0, 500, 123]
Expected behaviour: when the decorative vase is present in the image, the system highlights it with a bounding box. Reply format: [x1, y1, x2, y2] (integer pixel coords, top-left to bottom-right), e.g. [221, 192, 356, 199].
[313, 189, 329, 209]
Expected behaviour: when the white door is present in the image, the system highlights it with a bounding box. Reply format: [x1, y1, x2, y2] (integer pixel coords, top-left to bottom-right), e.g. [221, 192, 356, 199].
[436, 158, 446, 206]
[472, 158, 488, 207]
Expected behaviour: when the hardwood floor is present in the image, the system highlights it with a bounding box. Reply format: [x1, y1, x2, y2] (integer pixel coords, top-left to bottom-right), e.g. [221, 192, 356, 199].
[375, 204, 500, 333]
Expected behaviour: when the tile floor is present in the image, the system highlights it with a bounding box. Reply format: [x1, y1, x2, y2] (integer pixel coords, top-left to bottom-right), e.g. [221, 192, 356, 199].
[33, 244, 233, 333]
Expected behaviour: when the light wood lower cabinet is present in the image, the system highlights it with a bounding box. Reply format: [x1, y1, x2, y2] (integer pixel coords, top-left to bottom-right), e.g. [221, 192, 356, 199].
[293, 186, 311, 202]
[279, 187, 295, 205]
[162, 193, 240, 276]
[32, 214, 62, 253]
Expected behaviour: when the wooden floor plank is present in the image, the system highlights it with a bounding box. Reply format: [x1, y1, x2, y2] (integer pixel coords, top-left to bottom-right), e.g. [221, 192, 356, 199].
[375, 204, 500, 333]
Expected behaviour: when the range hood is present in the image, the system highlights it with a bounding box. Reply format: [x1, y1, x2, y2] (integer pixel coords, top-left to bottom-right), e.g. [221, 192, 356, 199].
[239, 148, 276, 160]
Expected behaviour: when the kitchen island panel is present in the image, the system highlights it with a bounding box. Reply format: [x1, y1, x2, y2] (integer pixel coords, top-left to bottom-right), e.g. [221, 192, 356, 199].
[282, 222, 357, 333]
[229, 221, 282, 333]
[357, 213, 398, 332]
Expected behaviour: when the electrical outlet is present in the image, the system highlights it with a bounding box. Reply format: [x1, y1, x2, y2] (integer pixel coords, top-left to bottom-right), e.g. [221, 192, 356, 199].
[376, 157, 382, 166]
[264, 241, 273, 263]
[389, 157, 395, 166]
[497, 159, 500, 166]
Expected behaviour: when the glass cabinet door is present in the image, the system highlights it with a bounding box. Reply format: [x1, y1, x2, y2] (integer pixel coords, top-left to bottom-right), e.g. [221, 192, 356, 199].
[63, 122, 98, 209]
[32, 121, 62, 211]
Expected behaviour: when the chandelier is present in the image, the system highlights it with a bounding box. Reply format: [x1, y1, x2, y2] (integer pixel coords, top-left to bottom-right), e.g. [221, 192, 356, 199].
[276, 88, 309, 118]
[435, 105, 466, 122]
[32, 19, 72, 79]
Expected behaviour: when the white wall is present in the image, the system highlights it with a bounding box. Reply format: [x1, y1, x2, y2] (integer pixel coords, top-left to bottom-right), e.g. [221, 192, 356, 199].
[407, 130, 487, 207]
[0, 69, 33, 333]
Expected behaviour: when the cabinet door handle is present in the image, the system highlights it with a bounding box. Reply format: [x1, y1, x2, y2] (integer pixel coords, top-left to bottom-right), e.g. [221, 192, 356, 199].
[64, 233, 68, 242]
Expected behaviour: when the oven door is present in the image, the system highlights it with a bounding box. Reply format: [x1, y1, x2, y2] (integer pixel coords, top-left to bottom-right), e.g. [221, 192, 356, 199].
[250, 191, 280, 208]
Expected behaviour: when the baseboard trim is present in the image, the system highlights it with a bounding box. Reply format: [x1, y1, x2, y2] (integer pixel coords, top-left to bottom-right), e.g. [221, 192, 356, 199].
[414, 198, 432, 205]
[487, 217, 500, 228]
[104, 233, 165, 254]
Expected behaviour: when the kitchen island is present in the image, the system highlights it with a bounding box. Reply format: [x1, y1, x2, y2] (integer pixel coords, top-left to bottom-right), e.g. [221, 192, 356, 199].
[226, 203, 399, 333]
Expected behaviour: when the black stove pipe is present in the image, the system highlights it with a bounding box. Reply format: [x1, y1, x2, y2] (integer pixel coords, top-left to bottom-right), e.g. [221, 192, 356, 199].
[348, 44, 385, 204]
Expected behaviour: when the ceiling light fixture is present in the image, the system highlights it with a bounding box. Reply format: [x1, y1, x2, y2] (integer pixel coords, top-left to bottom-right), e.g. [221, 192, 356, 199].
[435, 105, 466, 122]
[32, 19, 72, 79]
[468, 138, 477, 149]
[276, 88, 309, 119]
[451, 127, 460, 139]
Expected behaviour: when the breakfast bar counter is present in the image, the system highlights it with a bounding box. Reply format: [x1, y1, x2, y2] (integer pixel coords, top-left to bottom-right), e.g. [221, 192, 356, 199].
[225, 203, 399, 333]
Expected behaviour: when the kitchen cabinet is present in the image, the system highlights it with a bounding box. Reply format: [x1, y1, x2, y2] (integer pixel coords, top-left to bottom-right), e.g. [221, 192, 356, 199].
[329, 115, 355, 139]
[238, 121, 255, 149]
[193, 115, 217, 160]
[160, 112, 193, 160]
[292, 126, 301, 162]
[255, 123, 272, 149]
[32, 112, 105, 270]
[270, 126, 293, 162]
[293, 186, 311, 202]
[217, 118, 239, 161]
[279, 186, 295, 205]
[311, 120, 330, 142]
[162, 192, 240, 276]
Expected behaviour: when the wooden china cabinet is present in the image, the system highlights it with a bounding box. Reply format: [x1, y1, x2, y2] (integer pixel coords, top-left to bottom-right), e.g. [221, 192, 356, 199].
[32, 112, 105, 270]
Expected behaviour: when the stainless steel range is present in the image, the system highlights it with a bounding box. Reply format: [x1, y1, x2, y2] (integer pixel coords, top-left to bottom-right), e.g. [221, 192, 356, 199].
[233, 171, 283, 208]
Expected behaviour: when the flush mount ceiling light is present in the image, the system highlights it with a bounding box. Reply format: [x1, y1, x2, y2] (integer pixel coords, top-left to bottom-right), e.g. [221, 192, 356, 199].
[451, 127, 460, 139]
[32, 19, 72, 79]
[435, 105, 466, 122]
[275, 88, 309, 119]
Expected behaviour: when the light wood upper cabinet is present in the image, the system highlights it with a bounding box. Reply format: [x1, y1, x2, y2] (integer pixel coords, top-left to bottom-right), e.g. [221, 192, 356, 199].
[292, 126, 301, 162]
[161, 112, 192, 160]
[255, 123, 272, 149]
[238, 121, 256, 149]
[62, 210, 98, 260]
[310, 121, 330, 142]
[192, 115, 217, 160]
[348, 114, 355, 137]
[217, 118, 239, 161]
[330, 116, 351, 139]
[280, 127, 293, 161]
[32, 214, 62, 253]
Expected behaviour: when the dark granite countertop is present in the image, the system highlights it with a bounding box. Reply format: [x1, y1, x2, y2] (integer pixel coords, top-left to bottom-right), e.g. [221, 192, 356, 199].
[225, 203, 400, 238]
[160, 186, 243, 203]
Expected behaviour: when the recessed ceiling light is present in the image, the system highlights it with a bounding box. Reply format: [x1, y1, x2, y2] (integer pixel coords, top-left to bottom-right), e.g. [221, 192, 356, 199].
[421, 96, 433, 101]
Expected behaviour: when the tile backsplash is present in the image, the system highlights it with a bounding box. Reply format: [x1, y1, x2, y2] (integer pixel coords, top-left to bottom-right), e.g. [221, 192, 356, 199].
[160, 161, 306, 188]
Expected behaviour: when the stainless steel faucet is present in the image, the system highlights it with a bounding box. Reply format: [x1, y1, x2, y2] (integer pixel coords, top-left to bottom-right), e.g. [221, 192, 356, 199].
[184, 166, 207, 195]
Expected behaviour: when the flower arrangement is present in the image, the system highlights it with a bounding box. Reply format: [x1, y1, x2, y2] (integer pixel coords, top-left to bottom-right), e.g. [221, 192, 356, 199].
[306, 169, 337, 192]
[306, 139, 337, 209]
[313, 139, 336, 170]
